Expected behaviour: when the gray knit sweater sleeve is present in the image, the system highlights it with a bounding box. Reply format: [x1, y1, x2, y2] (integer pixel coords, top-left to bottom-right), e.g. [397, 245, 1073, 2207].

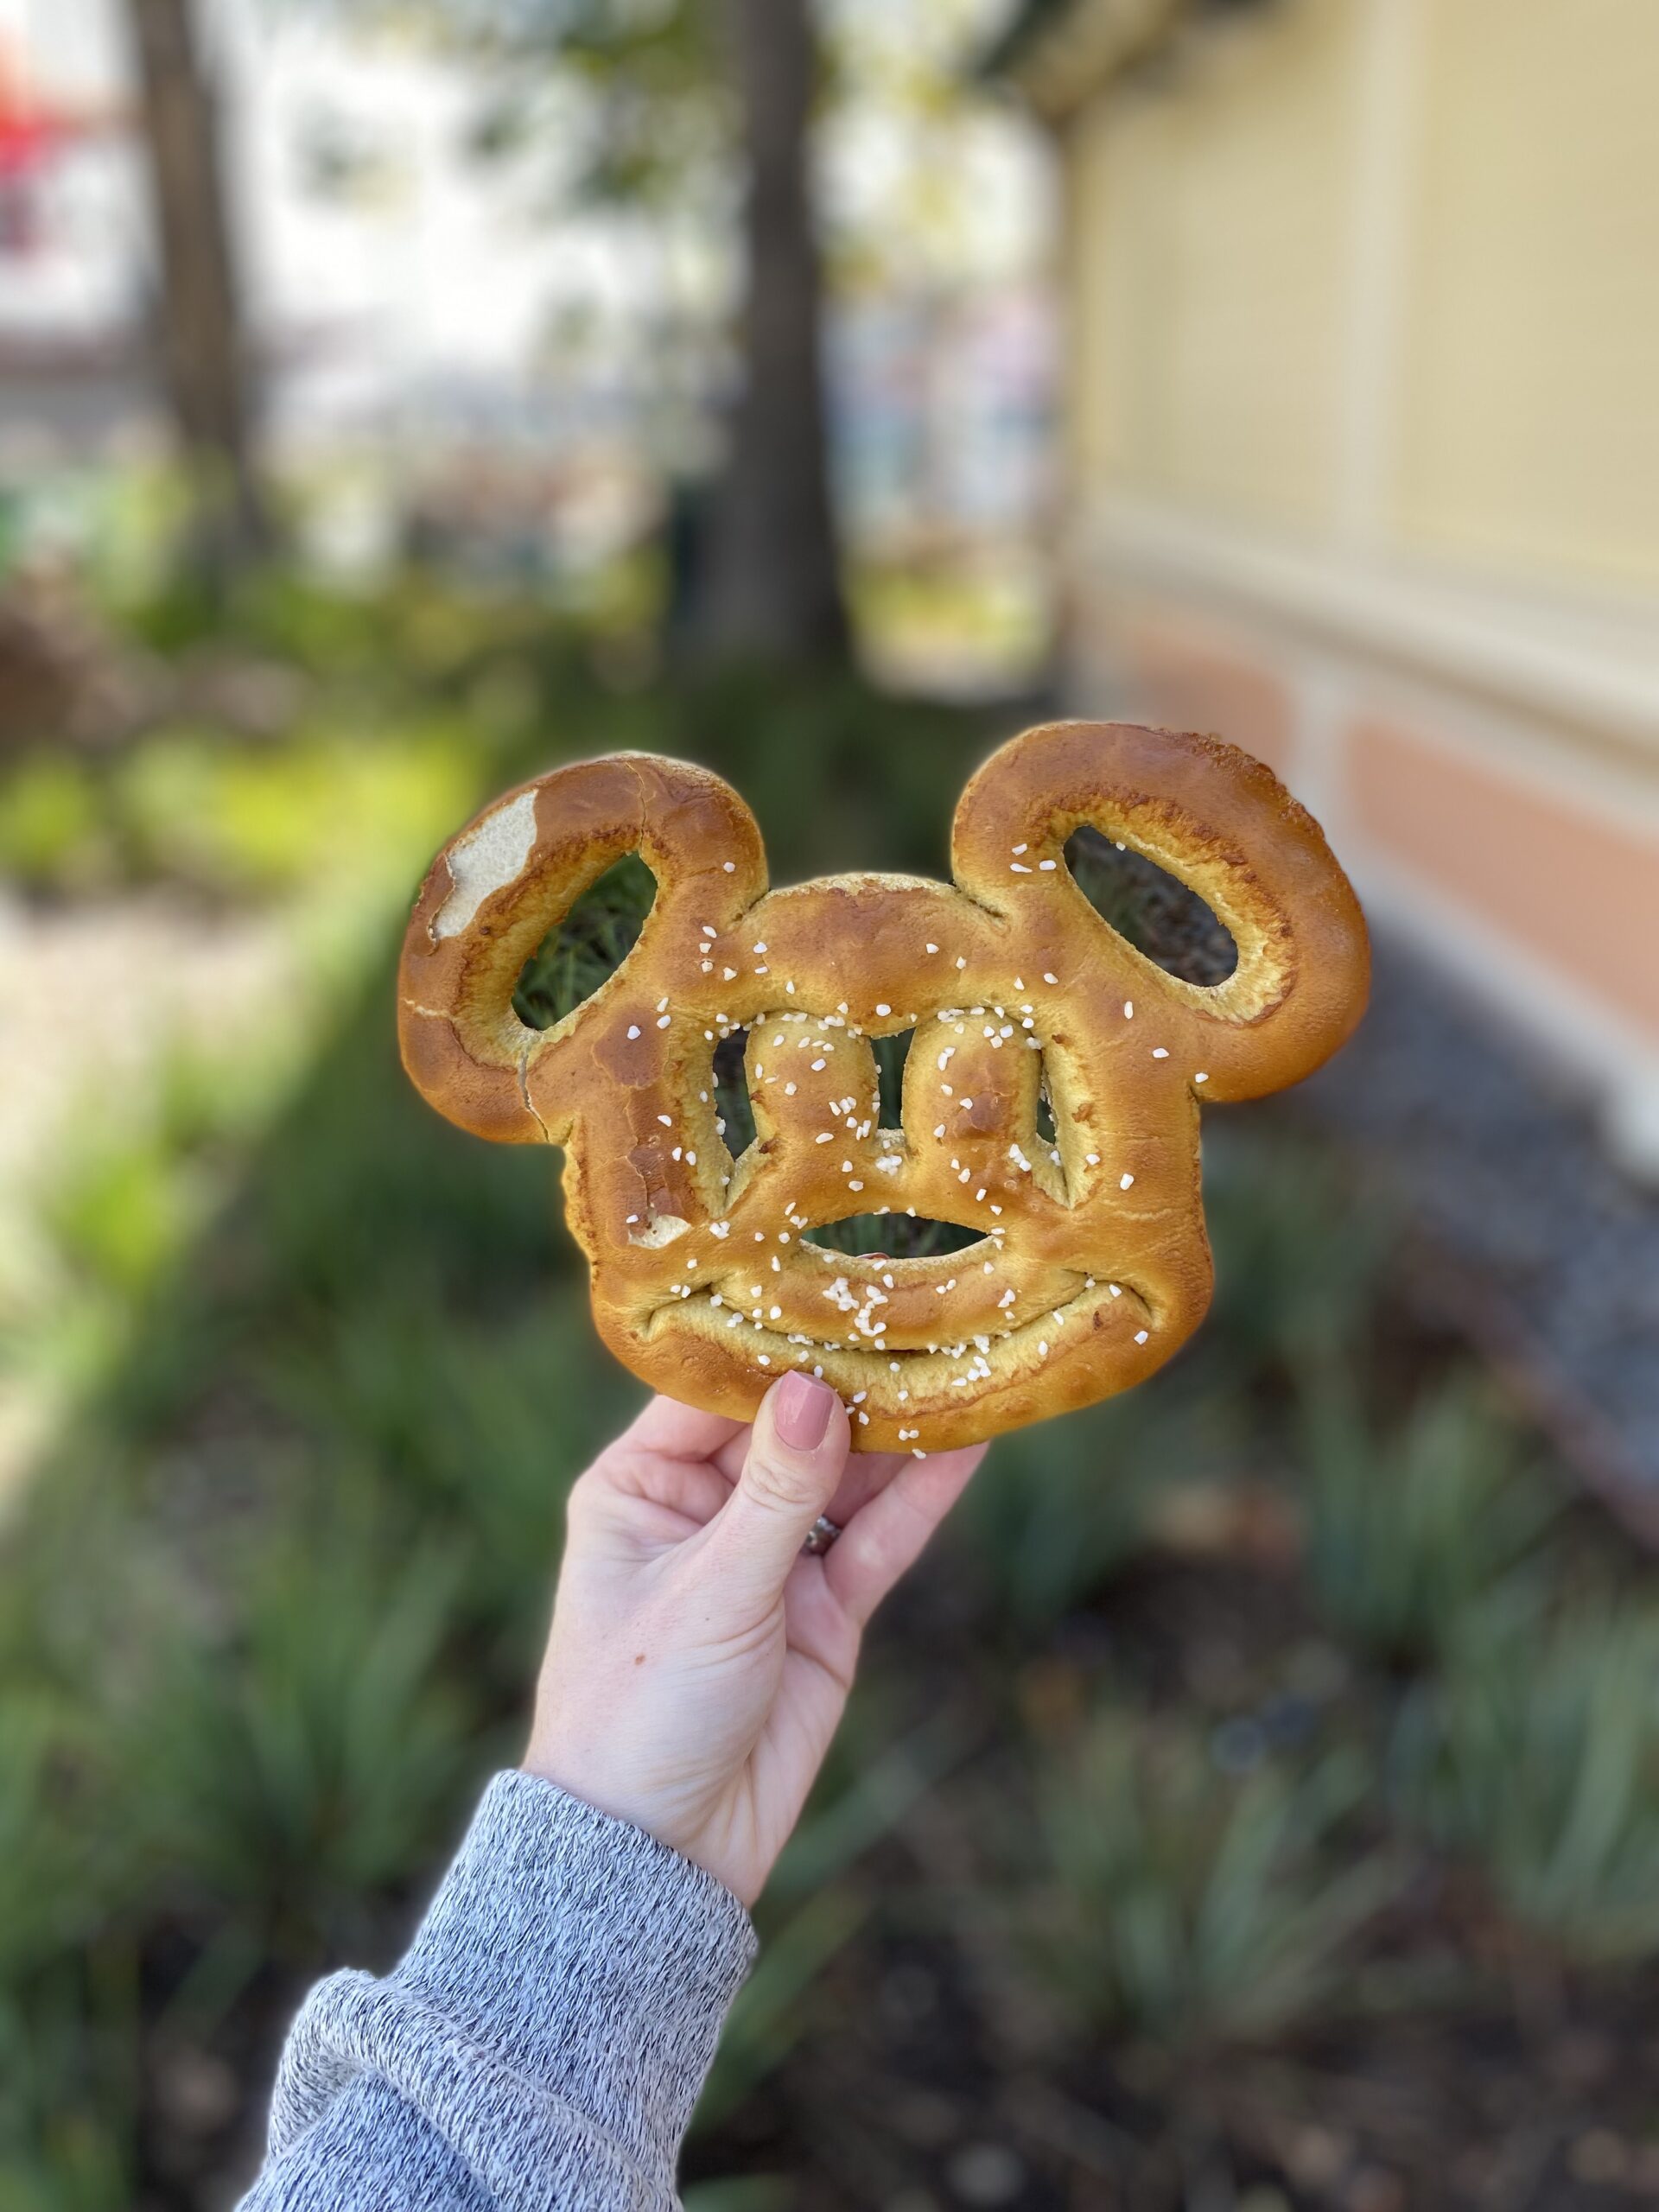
[238, 1770, 758, 2210]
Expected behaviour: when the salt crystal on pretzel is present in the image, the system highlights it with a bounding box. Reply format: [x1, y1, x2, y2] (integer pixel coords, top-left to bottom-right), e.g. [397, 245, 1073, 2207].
[397, 721, 1369, 1452]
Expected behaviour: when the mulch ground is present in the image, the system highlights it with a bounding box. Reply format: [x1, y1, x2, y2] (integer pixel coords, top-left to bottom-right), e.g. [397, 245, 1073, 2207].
[686, 1545, 1659, 2212]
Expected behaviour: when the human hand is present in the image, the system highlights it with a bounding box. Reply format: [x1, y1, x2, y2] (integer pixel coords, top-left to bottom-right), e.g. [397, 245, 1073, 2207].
[522, 1376, 986, 1905]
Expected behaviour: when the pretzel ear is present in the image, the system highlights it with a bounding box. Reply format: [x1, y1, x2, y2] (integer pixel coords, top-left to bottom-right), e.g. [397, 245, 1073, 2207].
[398, 753, 766, 1145]
[951, 721, 1369, 1103]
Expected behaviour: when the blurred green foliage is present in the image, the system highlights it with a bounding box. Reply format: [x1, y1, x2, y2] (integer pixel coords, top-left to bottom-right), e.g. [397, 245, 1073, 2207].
[682, 2183, 790, 2212]
[955, 1386, 1207, 1637]
[1296, 1370, 1557, 1668]
[116, 724, 481, 899]
[1200, 1130, 1393, 1381]
[1, 574, 1655, 2205]
[0, 755, 105, 891]
[1007, 1706, 1396, 2050]
[0, 721, 483, 903]
[698, 1708, 971, 2130]
[138, 1529, 477, 1959]
[1398, 1605, 1659, 1964]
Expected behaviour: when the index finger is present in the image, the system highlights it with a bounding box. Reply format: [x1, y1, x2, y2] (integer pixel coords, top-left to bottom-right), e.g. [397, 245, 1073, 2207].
[712, 1435, 910, 1523]
[622, 1394, 750, 1464]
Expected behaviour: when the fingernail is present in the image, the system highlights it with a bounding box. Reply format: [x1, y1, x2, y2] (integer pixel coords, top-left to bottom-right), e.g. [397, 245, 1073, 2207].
[774, 1371, 835, 1451]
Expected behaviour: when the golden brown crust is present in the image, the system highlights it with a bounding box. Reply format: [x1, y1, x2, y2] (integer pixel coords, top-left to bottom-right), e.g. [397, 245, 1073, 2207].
[397, 723, 1370, 1451]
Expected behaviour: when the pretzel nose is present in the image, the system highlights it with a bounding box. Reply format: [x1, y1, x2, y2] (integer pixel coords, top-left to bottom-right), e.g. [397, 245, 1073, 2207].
[904, 1012, 1038, 1146]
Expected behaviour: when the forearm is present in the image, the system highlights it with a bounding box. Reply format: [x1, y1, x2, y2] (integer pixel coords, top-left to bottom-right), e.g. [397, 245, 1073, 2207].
[240, 1772, 756, 2211]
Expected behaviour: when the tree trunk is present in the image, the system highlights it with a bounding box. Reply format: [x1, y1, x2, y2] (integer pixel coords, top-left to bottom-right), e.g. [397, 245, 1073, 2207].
[126, 0, 271, 577]
[700, 0, 849, 663]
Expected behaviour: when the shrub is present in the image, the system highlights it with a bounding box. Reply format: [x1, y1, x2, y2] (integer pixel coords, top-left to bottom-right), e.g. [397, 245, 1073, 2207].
[696, 1703, 972, 2130]
[1294, 1371, 1556, 1668]
[129, 1516, 486, 1974]
[0, 1688, 137, 2209]
[0, 754, 109, 894]
[1004, 1702, 1396, 2050]
[953, 1385, 1218, 1637]
[1203, 1133, 1390, 1383]
[1396, 1602, 1659, 1965]
[258, 1290, 635, 1680]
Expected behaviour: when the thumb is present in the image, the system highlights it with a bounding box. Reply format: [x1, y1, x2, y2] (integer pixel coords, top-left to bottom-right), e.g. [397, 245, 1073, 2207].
[708, 1374, 849, 1602]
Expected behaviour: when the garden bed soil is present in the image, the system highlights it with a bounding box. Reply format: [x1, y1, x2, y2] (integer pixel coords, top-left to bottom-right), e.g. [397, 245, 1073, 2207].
[684, 1553, 1659, 2212]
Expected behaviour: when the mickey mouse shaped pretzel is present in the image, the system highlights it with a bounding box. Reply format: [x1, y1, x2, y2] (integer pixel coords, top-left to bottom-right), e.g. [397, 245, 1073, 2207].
[398, 722, 1369, 1452]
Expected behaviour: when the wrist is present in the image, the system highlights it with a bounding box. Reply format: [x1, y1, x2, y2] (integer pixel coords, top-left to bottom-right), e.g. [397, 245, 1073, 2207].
[397, 1773, 756, 2184]
[520, 1748, 739, 1898]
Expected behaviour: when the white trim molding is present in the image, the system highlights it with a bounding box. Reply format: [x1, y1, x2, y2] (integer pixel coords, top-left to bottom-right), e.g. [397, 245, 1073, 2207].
[1080, 493, 1659, 774]
[1069, 488, 1659, 1175]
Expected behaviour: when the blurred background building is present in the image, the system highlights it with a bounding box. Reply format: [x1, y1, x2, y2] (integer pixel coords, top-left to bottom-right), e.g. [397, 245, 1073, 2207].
[999, 0, 1659, 1180]
[6, 3, 1659, 2206]
[0, 0, 1054, 635]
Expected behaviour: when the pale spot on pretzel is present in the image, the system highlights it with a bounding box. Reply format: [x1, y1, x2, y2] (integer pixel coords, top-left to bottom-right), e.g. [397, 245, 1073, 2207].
[629, 1213, 690, 1249]
[431, 789, 538, 941]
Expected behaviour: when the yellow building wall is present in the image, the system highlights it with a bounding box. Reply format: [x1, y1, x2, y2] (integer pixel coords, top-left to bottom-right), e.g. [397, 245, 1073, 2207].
[1067, 0, 1359, 529]
[1067, 0, 1659, 596]
[1052, 0, 1659, 1141]
[1065, 92, 1156, 486]
[1395, 0, 1659, 596]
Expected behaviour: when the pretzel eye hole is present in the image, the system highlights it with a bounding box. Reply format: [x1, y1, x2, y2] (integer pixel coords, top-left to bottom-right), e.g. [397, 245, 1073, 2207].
[712, 1029, 757, 1159]
[1035, 1071, 1057, 1147]
[512, 852, 657, 1031]
[873, 1031, 912, 1128]
[1063, 825, 1237, 987]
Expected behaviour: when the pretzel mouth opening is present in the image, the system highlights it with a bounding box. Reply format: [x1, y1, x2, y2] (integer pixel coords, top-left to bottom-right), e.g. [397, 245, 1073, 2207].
[801, 1212, 988, 1261]
[645, 1274, 1152, 1389]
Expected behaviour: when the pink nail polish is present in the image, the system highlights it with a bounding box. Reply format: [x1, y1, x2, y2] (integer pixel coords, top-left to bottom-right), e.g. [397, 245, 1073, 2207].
[774, 1371, 834, 1451]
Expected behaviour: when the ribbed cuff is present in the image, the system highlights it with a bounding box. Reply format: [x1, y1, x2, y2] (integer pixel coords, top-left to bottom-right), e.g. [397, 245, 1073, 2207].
[392, 1770, 757, 2182]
